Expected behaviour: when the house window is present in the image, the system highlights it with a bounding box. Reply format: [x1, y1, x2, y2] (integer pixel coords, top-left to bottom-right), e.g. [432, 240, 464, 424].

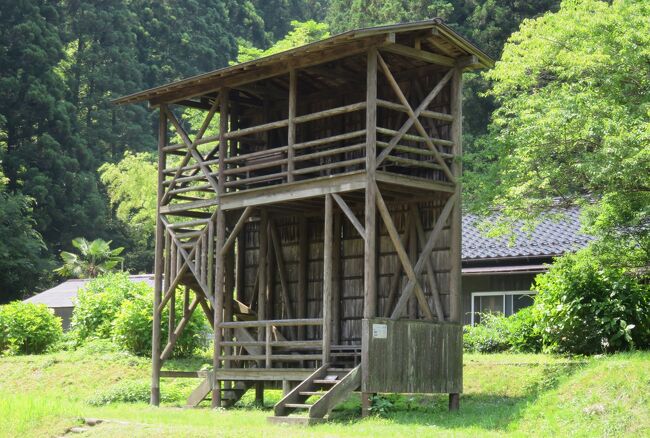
[470, 291, 536, 325]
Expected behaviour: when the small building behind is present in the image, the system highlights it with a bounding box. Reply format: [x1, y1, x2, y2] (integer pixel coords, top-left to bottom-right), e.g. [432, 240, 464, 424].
[461, 208, 591, 325]
[24, 274, 155, 330]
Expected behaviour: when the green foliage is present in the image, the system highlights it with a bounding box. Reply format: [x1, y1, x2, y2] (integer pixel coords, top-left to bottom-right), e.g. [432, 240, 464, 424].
[54, 238, 124, 279]
[236, 20, 330, 63]
[113, 289, 208, 358]
[87, 379, 183, 406]
[69, 272, 150, 343]
[466, 0, 650, 264]
[464, 312, 512, 353]
[0, 172, 50, 301]
[464, 309, 543, 353]
[534, 246, 650, 355]
[0, 302, 62, 355]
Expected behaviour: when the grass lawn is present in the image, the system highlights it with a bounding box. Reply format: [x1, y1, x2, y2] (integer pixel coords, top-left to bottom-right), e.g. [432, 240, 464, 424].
[0, 343, 648, 437]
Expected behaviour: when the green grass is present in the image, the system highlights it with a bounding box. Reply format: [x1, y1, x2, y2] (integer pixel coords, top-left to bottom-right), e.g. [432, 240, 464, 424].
[0, 343, 648, 437]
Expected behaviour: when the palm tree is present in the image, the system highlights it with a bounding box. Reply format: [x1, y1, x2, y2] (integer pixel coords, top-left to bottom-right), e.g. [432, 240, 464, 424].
[54, 238, 124, 278]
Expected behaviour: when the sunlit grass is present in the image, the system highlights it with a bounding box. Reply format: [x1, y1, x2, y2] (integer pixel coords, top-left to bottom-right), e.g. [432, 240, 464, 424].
[0, 347, 648, 437]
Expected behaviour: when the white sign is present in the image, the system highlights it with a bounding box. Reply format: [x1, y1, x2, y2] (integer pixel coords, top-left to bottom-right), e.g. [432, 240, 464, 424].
[372, 323, 388, 339]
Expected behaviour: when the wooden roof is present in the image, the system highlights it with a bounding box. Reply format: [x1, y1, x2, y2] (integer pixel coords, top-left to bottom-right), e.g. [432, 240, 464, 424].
[113, 19, 493, 106]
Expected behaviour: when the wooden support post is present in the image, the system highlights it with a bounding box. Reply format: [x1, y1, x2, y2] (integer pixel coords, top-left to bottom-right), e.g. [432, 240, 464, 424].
[449, 65, 463, 409]
[323, 194, 333, 365]
[408, 217, 418, 319]
[151, 106, 167, 407]
[362, 48, 378, 418]
[212, 88, 229, 409]
[297, 217, 308, 340]
[224, 242, 235, 390]
[332, 211, 341, 345]
[236, 228, 245, 303]
[449, 393, 460, 411]
[450, 66, 463, 324]
[361, 393, 372, 418]
[256, 209, 268, 406]
[287, 69, 296, 182]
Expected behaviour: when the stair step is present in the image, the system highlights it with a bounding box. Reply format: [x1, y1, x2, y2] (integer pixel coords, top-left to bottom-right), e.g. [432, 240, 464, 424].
[299, 391, 326, 396]
[313, 379, 338, 385]
[327, 368, 352, 373]
[284, 403, 312, 409]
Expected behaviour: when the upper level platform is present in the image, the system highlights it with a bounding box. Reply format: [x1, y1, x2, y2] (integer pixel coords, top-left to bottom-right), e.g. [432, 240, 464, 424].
[115, 19, 493, 219]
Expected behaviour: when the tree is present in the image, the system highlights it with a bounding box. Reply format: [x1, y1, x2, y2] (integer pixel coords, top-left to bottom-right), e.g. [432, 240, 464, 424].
[0, 170, 50, 302]
[236, 20, 330, 63]
[0, 0, 108, 254]
[465, 0, 650, 267]
[99, 152, 157, 271]
[55, 237, 124, 279]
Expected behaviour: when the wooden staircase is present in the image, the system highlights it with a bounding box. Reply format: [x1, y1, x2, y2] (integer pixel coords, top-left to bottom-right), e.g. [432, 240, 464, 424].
[269, 364, 361, 424]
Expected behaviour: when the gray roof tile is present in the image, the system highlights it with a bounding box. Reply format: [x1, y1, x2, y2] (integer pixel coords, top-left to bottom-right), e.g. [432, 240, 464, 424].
[462, 208, 591, 260]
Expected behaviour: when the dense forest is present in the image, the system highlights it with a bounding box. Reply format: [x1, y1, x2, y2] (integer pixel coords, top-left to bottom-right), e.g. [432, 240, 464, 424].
[2, 0, 647, 302]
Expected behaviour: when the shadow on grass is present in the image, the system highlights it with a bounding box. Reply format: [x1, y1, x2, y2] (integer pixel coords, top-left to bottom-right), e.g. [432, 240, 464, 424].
[324, 361, 585, 431]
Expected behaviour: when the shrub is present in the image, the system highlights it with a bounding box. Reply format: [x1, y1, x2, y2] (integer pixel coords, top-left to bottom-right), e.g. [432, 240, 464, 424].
[113, 290, 208, 358]
[0, 302, 62, 355]
[463, 312, 511, 353]
[507, 307, 543, 353]
[464, 309, 543, 354]
[69, 272, 151, 344]
[534, 249, 650, 355]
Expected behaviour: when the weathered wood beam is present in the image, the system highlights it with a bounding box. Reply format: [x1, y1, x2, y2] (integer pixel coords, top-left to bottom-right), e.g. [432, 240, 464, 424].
[151, 106, 167, 406]
[390, 194, 456, 319]
[269, 219, 295, 322]
[450, 66, 463, 324]
[375, 189, 434, 321]
[323, 194, 333, 364]
[287, 69, 296, 182]
[375, 55, 455, 183]
[381, 43, 455, 67]
[410, 205, 446, 321]
[221, 206, 254, 256]
[332, 194, 366, 241]
[383, 214, 411, 317]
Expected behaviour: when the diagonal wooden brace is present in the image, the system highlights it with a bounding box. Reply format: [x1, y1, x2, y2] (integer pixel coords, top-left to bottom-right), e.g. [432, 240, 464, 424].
[391, 194, 456, 320]
[376, 53, 456, 183]
[332, 193, 366, 241]
[375, 187, 434, 320]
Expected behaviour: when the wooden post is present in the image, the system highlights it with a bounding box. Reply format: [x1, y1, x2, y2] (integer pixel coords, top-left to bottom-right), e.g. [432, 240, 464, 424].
[408, 217, 418, 319]
[449, 65, 463, 411]
[450, 66, 463, 324]
[332, 211, 341, 345]
[297, 217, 308, 340]
[362, 48, 378, 417]
[151, 106, 167, 406]
[212, 88, 229, 409]
[322, 194, 333, 365]
[287, 69, 296, 183]
[256, 209, 268, 406]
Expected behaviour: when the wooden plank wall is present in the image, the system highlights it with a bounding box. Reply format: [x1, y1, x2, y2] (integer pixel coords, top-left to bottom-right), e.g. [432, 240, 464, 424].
[362, 318, 462, 394]
[240, 196, 451, 344]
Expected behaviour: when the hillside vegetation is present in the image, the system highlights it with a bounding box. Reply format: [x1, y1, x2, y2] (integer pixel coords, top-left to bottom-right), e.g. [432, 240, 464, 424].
[0, 345, 647, 437]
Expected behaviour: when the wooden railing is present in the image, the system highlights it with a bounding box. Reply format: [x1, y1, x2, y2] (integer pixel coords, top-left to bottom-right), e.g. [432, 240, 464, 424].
[222, 102, 368, 190]
[217, 318, 326, 366]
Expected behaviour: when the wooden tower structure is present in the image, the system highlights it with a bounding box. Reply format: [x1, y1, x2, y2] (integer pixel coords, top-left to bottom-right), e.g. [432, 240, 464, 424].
[115, 19, 493, 423]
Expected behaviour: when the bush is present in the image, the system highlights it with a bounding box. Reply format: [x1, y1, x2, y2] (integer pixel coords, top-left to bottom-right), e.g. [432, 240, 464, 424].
[463, 312, 511, 353]
[0, 302, 62, 355]
[507, 307, 543, 353]
[534, 249, 650, 355]
[464, 308, 543, 354]
[113, 290, 208, 358]
[69, 272, 151, 344]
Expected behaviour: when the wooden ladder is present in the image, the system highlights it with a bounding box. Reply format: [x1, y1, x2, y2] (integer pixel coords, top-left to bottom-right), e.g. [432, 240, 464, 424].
[268, 364, 361, 425]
